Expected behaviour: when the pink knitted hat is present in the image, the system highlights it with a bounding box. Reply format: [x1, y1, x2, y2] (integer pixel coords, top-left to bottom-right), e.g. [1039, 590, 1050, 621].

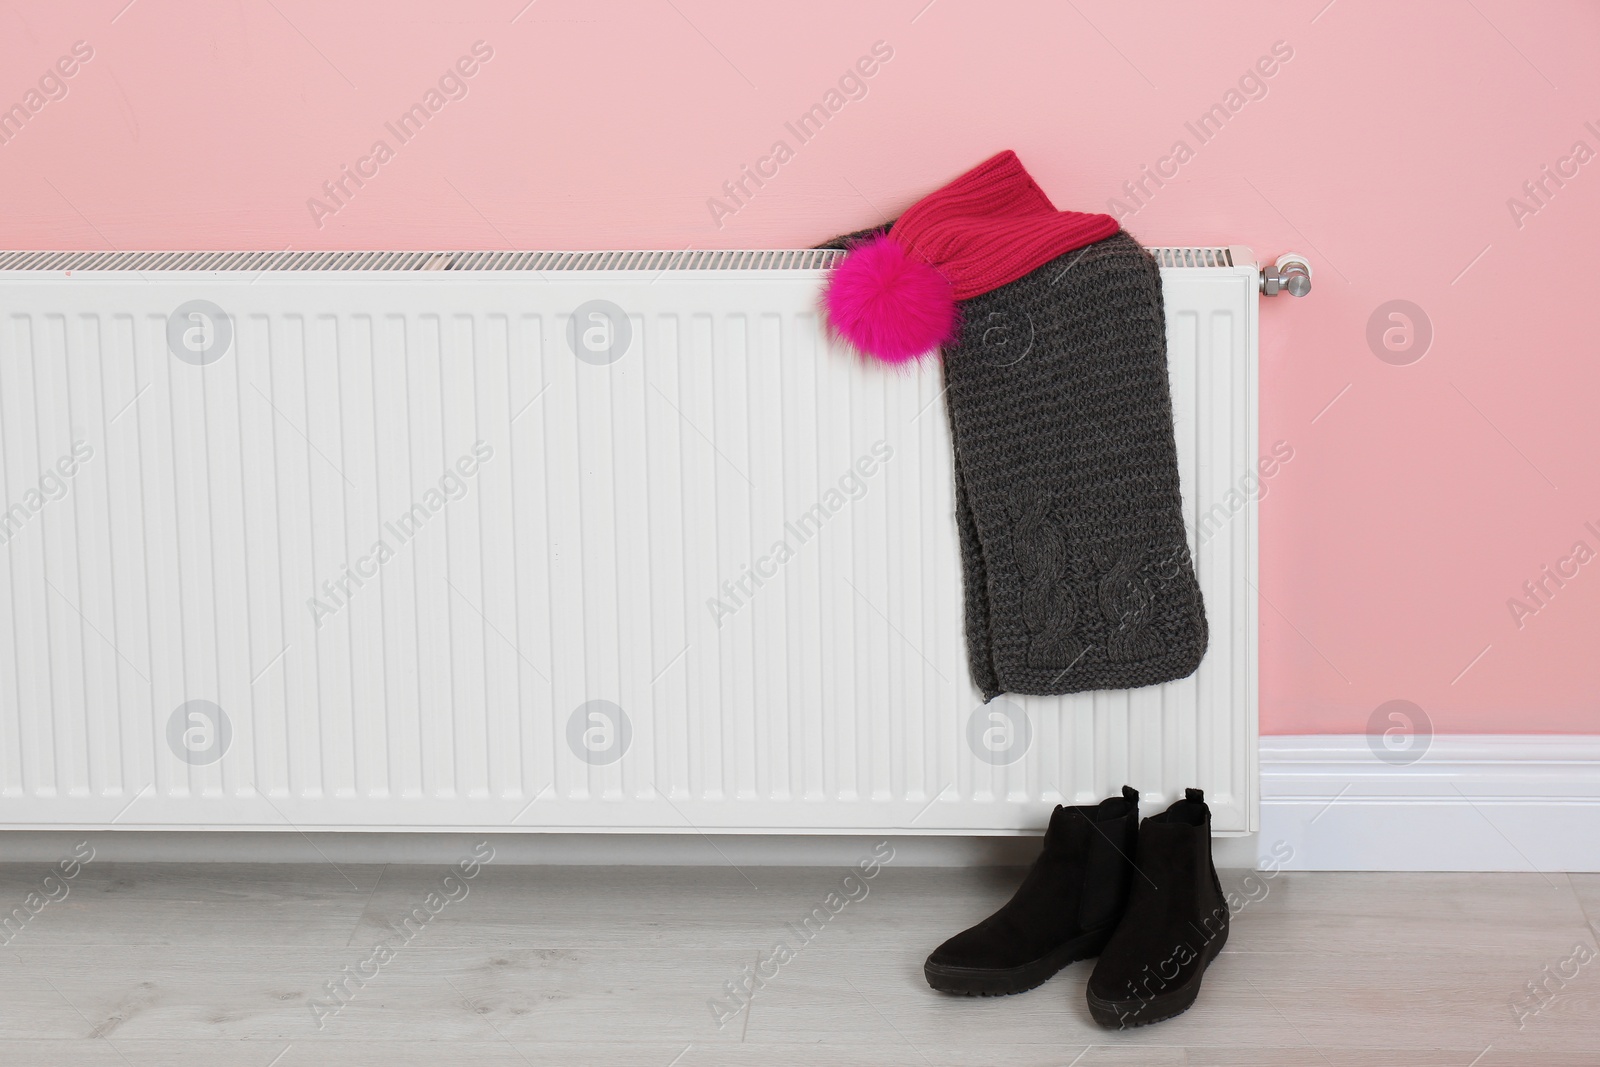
[823, 151, 1119, 363]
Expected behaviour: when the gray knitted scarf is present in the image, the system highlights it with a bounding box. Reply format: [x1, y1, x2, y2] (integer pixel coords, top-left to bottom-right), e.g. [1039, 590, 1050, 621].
[823, 226, 1208, 699]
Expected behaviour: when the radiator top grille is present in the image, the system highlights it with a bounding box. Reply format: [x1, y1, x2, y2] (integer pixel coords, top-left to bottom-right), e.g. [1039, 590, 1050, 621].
[1147, 247, 1235, 268]
[0, 246, 1242, 273]
[0, 248, 848, 273]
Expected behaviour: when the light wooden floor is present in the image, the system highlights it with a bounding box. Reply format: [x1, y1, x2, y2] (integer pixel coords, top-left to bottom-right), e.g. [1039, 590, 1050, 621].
[1, 858, 1597, 1066]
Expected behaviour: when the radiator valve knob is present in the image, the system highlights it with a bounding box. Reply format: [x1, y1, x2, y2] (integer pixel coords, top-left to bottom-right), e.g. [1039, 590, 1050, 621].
[1261, 253, 1312, 297]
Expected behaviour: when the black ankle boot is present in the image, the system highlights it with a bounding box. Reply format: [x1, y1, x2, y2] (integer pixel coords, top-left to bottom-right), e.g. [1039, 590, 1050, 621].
[924, 785, 1140, 996]
[1086, 788, 1229, 1028]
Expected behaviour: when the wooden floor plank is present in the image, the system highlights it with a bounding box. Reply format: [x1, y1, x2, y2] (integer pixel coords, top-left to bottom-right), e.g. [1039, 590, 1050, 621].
[1, 862, 1596, 1064]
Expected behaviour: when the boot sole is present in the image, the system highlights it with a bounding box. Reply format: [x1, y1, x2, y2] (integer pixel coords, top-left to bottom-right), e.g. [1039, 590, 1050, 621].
[1085, 922, 1228, 1028]
[924, 926, 1115, 996]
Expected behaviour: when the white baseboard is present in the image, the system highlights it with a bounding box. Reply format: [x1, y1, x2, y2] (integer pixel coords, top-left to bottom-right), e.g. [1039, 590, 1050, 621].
[1, 736, 1593, 871]
[1258, 734, 1600, 872]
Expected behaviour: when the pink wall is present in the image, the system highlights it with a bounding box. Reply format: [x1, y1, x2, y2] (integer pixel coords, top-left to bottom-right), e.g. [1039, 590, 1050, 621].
[3, 1, 1597, 735]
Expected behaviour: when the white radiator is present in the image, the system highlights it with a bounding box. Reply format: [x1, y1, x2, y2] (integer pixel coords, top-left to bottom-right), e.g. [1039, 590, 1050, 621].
[0, 247, 1259, 834]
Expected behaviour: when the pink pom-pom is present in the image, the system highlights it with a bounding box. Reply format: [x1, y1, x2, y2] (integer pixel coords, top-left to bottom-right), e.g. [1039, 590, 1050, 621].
[823, 234, 958, 364]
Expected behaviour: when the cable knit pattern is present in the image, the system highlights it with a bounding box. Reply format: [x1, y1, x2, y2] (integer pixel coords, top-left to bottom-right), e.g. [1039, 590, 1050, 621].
[1010, 492, 1083, 670]
[1096, 547, 1164, 663]
[939, 231, 1208, 699]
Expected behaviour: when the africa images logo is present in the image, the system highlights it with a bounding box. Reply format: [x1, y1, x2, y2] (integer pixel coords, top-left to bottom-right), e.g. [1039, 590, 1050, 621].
[567, 300, 633, 366]
[167, 300, 234, 366]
